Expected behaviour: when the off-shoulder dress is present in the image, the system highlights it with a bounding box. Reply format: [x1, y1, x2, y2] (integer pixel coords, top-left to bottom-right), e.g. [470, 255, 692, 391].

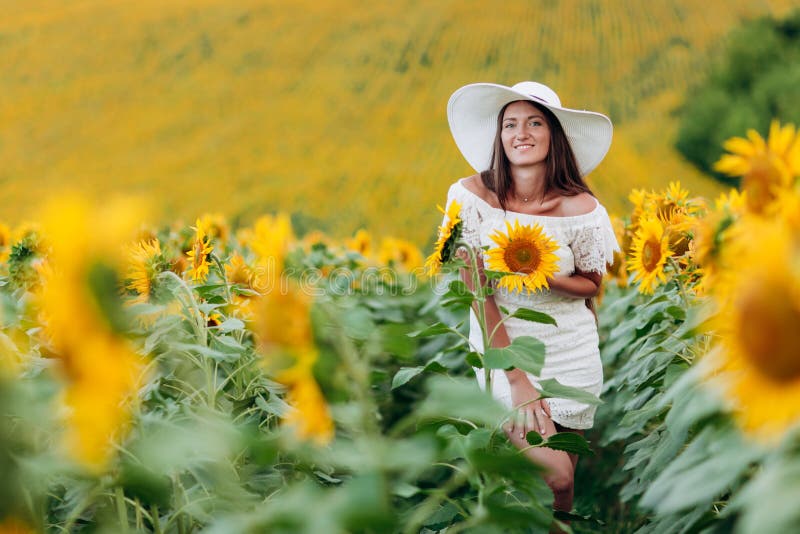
[445, 178, 620, 429]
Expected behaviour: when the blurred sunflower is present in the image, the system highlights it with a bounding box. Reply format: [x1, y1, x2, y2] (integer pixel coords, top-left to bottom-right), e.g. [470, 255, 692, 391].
[250, 223, 333, 445]
[225, 251, 254, 288]
[226, 252, 257, 319]
[125, 239, 169, 303]
[345, 228, 373, 259]
[424, 199, 463, 276]
[0, 516, 36, 534]
[627, 217, 672, 295]
[714, 120, 800, 213]
[197, 212, 230, 244]
[0, 222, 10, 263]
[628, 188, 649, 229]
[300, 230, 332, 253]
[277, 349, 334, 446]
[606, 214, 628, 286]
[378, 236, 423, 273]
[486, 219, 560, 293]
[713, 188, 747, 214]
[186, 219, 214, 282]
[705, 215, 800, 441]
[251, 213, 294, 272]
[36, 196, 146, 472]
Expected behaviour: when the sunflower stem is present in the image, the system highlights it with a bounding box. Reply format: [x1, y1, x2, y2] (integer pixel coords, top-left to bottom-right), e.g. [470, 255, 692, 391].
[462, 243, 493, 397]
[668, 257, 690, 307]
[211, 253, 233, 305]
[159, 271, 207, 345]
[115, 486, 129, 532]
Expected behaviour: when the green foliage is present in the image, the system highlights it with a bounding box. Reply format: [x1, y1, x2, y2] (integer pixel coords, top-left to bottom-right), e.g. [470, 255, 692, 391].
[675, 9, 800, 181]
[571, 278, 800, 533]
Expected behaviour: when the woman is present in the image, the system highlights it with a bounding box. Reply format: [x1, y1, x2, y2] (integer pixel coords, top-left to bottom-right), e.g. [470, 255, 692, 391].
[442, 81, 618, 513]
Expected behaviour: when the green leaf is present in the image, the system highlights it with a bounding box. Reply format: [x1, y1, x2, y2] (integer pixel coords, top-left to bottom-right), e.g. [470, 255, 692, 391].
[536, 378, 602, 405]
[407, 321, 459, 338]
[416, 376, 506, 426]
[511, 307, 558, 326]
[392, 482, 420, 498]
[465, 351, 483, 368]
[441, 280, 475, 308]
[542, 432, 594, 456]
[484, 336, 545, 374]
[641, 425, 762, 514]
[379, 323, 416, 360]
[171, 342, 238, 362]
[391, 367, 424, 389]
[423, 502, 461, 530]
[216, 318, 245, 333]
[87, 262, 130, 333]
[342, 305, 375, 340]
[525, 431, 544, 446]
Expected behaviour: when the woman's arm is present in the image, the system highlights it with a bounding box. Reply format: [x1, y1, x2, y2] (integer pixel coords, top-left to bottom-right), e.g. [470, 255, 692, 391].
[547, 269, 602, 299]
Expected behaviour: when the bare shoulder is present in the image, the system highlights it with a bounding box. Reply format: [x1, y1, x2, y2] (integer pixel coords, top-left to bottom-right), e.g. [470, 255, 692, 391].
[460, 174, 498, 206]
[459, 174, 481, 194]
[559, 192, 598, 216]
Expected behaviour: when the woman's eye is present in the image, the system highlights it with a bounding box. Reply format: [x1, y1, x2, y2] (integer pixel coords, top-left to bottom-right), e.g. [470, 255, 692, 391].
[529, 120, 541, 127]
[503, 123, 514, 128]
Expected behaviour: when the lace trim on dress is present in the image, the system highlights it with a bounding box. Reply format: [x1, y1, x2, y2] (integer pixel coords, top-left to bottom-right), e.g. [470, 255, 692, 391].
[570, 205, 620, 275]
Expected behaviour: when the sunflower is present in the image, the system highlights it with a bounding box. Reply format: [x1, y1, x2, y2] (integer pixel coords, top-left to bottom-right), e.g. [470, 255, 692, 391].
[714, 188, 747, 214]
[424, 199, 463, 276]
[125, 239, 168, 303]
[186, 219, 214, 282]
[606, 214, 628, 286]
[250, 213, 294, 273]
[35, 196, 146, 472]
[225, 251, 258, 318]
[704, 216, 800, 441]
[0, 516, 36, 534]
[379, 236, 423, 272]
[0, 222, 11, 263]
[714, 120, 800, 213]
[225, 251, 254, 288]
[277, 348, 334, 445]
[345, 228, 373, 261]
[627, 217, 672, 295]
[628, 188, 649, 228]
[197, 212, 230, 244]
[485, 219, 560, 293]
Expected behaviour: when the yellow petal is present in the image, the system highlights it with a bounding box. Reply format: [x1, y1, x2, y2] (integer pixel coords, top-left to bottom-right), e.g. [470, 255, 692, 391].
[722, 136, 758, 157]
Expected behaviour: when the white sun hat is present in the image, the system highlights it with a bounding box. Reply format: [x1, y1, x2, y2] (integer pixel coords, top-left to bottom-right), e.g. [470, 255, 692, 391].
[447, 81, 613, 176]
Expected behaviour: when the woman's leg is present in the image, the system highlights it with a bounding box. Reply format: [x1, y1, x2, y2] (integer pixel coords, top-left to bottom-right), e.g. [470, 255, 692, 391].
[504, 418, 579, 512]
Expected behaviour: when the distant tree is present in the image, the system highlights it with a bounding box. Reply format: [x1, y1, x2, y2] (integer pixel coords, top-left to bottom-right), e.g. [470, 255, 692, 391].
[676, 10, 800, 183]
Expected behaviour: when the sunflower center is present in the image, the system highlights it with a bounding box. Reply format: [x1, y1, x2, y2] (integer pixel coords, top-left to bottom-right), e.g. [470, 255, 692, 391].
[641, 238, 662, 272]
[504, 240, 541, 274]
[736, 282, 800, 383]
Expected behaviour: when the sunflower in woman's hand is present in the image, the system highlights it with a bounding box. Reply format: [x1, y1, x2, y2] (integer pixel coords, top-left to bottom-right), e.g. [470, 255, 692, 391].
[486, 219, 560, 293]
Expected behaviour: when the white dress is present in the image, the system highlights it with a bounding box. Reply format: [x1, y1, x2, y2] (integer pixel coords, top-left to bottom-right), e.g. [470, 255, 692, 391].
[445, 178, 620, 429]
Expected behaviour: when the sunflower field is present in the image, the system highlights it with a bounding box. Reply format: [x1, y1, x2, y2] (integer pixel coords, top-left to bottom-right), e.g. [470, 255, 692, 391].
[1, 120, 799, 533]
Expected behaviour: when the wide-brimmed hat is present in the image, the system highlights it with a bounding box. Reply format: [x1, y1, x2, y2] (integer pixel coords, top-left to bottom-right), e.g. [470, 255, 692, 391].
[447, 81, 613, 176]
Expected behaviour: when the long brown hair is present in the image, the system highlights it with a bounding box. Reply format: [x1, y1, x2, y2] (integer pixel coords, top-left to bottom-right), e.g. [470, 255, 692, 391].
[479, 100, 592, 211]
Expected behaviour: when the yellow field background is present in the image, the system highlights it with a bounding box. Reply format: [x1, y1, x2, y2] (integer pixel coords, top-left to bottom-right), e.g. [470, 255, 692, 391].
[1, 0, 797, 245]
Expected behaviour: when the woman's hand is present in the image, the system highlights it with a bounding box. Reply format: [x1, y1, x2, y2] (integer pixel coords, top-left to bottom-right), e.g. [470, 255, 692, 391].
[504, 376, 554, 441]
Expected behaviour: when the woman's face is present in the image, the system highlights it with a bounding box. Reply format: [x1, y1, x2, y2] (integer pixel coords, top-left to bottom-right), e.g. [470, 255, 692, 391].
[500, 100, 551, 169]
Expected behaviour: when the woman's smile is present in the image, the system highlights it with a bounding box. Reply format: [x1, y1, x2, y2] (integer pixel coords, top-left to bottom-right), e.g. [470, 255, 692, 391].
[501, 100, 551, 167]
